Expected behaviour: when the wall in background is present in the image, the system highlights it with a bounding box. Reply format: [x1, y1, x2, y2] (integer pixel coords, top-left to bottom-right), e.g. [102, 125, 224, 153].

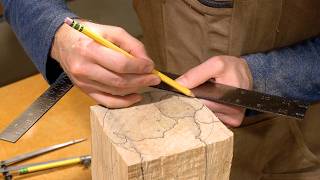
[0, 22, 37, 86]
[69, 0, 142, 38]
[0, 0, 142, 87]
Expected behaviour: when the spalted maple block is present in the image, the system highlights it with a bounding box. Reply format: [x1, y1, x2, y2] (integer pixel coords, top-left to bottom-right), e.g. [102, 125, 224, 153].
[91, 89, 233, 180]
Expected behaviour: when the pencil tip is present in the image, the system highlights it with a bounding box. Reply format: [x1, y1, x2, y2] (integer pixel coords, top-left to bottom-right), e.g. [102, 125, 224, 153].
[74, 138, 87, 143]
[189, 92, 195, 98]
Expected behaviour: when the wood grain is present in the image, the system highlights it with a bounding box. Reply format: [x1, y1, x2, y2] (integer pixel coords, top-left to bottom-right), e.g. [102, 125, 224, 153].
[91, 89, 233, 180]
[0, 74, 95, 180]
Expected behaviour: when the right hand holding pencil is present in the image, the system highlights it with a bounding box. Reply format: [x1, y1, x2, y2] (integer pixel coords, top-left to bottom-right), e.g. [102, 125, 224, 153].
[51, 21, 160, 108]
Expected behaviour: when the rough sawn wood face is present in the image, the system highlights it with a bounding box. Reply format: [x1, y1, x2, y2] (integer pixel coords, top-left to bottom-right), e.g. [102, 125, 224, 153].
[91, 89, 233, 180]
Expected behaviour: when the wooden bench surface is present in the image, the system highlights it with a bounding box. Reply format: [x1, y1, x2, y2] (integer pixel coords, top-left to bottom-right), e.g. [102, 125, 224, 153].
[0, 74, 94, 180]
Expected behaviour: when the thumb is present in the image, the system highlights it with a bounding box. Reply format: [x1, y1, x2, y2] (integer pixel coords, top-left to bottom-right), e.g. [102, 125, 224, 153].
[101, 26, 150, 61]
[176, 57, 226, 89]
[176, 63, 214, 89]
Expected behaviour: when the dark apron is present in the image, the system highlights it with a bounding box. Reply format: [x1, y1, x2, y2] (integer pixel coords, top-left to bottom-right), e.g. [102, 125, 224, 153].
[133, 0, 320, 179]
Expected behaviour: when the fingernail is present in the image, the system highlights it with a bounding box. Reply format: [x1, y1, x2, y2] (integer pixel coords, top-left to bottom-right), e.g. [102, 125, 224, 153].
[135, 95, 143, 102]
[150, 77, 161, 85]
[176, 76, 187, 86]
[141, 58, 154, 73]
[143, 65, 154, 73]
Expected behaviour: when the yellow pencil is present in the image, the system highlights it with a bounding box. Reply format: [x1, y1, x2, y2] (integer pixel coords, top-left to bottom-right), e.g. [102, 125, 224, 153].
[19, 157, 81, 174]
[12, 155, 91, 175]
[64, 17, 194, 97]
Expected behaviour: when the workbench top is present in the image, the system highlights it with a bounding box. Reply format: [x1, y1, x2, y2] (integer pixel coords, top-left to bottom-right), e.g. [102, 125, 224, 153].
[0, 74, 95, 179]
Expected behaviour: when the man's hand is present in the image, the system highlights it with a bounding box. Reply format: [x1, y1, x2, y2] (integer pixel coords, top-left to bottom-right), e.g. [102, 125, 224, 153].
[177, 56, 253, 127]
[51, 21, 160, 108]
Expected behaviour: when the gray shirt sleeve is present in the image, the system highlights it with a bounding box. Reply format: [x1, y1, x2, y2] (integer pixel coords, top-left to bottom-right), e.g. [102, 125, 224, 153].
[1, 0, 77, 84]
[244, 37, 320, 102]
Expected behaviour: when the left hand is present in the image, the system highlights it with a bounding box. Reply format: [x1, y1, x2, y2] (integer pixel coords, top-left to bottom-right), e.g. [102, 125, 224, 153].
[176, 55, 253, 127]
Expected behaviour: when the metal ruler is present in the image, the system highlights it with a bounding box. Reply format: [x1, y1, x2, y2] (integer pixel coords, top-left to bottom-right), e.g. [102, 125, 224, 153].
[0, 73, 73, 143]
[154, 72, 309, 120]
[0, 72, 310, 143]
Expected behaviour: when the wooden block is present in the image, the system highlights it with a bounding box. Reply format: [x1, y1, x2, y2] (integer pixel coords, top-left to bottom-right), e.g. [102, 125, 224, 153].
[91, 89, 233, 180]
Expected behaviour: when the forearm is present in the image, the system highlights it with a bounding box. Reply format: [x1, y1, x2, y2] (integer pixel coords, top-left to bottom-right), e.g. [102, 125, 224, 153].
[1, 0, 77, 83]
[244, 37, 320, 102]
